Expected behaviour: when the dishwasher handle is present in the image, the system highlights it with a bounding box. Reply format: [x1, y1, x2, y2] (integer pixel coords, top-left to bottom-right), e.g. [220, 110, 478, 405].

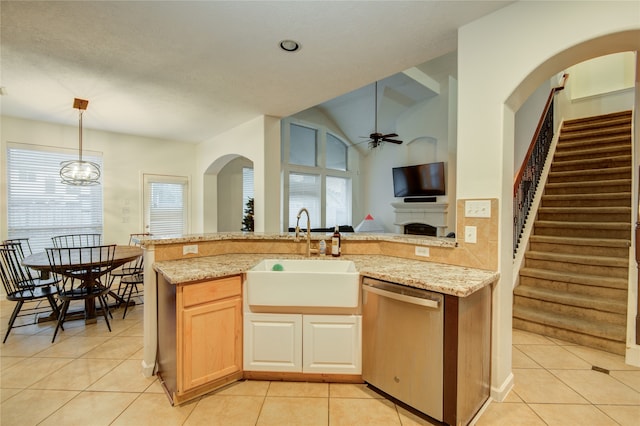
[363, 283, 440, 309]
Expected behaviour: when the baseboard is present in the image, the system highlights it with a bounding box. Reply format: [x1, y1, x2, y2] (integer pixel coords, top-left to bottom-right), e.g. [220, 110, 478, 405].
[625, 345, 640, 368]
[490, 372, 514, 402]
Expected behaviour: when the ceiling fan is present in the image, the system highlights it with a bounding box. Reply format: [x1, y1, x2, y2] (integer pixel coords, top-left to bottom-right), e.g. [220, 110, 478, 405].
[362, 81, 403, 148]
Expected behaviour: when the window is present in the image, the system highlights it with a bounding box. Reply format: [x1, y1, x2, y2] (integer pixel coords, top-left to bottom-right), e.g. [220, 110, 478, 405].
[6, 143, 103, 253]
[283, 120, 353, 230]
[326, 133, 347, 171]
[288, 173, 321, 228]
[143, 175, 189, 235]
[289, 124, 317, 167]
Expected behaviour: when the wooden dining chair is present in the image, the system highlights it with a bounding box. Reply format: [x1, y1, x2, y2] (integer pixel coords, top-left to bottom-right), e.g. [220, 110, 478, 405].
[51, 233, 102, 248]
[111, 233, 149, 316]
[1, 241, 58, 288]
[0, 244, 60, 343]
[46, 244, 116, 343]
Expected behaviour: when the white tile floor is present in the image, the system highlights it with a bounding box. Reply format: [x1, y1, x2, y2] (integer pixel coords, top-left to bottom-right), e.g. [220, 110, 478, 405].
[1, 299, 639, 425]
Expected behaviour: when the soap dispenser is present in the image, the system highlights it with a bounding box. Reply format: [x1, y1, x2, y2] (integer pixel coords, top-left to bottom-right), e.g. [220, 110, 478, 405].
[331, 226, 341, 257]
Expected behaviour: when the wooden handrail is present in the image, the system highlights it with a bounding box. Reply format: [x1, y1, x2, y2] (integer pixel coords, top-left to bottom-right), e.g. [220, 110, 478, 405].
[513, 74, 569, 196]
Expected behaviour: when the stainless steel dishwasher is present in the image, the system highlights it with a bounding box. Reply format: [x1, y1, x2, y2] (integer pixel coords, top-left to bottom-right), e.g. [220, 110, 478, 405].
[362, 277, 444, 422]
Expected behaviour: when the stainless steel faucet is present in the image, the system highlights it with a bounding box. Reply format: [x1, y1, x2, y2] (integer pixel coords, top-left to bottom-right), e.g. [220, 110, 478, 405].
[295, 207, 317, 257]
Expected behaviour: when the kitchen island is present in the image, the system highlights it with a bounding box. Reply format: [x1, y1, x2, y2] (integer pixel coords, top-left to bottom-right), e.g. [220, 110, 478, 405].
[140, 232, 499, 425]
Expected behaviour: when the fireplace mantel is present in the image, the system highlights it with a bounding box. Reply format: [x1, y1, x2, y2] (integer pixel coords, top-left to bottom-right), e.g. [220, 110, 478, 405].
[391, 202, 448, 236]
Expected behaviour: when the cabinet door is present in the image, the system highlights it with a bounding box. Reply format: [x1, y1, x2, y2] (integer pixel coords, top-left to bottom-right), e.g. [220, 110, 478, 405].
[244, 313, 302, 372]
[181, 297, 242, 391]
[303, 315, 361, 374]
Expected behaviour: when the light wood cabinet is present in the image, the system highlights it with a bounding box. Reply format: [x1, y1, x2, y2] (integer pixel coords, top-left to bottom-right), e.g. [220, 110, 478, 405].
[157, 275, 243, 405]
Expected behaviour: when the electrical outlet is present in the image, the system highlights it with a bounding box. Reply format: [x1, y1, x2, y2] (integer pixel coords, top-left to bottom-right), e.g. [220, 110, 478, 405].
[183, 244, 198, 255]
[464, 226, 477, 244]
[415, 246, 430, 257]
[465, 200, 491, 218]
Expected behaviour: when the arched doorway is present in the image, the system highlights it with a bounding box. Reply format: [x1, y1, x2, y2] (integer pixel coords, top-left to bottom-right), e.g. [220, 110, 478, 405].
[202, 154, 254, 233]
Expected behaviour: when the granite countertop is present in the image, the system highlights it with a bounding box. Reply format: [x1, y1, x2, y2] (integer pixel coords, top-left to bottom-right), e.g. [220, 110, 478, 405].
[136, 232, 457, 249]
[153, 254, 498, 297]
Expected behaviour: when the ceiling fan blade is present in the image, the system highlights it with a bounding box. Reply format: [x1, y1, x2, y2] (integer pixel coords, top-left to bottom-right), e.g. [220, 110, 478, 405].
[382, 138, 403, 144]
[382, 133, 398, 138]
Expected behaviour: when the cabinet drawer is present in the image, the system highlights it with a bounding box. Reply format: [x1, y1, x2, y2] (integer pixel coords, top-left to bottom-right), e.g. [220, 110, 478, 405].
[182, 276, 241, 308]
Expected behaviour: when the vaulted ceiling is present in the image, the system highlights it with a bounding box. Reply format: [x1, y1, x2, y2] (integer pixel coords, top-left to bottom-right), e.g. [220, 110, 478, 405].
[0, 1, 513, 143]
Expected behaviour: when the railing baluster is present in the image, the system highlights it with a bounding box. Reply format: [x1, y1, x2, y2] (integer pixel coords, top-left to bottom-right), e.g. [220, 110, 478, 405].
[513, 75, 568, 256]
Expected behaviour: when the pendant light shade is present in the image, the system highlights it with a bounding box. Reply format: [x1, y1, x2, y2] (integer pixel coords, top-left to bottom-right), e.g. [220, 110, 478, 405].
[60, 98, 100, 186]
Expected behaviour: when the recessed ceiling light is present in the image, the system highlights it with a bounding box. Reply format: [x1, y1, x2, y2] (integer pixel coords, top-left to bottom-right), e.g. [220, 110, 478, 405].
[279, 39, 301, 52]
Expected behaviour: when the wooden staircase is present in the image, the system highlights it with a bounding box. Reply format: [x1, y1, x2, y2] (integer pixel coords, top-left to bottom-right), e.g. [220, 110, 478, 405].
[513, 110, 633, 355]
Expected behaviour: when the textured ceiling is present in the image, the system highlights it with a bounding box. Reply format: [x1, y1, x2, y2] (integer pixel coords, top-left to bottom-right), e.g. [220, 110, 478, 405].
[0, 1, 513, 143]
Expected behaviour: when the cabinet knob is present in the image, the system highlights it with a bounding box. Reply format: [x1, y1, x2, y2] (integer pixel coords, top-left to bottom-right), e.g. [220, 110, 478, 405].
[394, 376, 400, 383]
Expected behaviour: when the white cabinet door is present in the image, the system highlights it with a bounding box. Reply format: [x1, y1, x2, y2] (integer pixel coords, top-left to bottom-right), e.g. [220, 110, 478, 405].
[244, 313, 302, 372]
[302, 315, 361, 374]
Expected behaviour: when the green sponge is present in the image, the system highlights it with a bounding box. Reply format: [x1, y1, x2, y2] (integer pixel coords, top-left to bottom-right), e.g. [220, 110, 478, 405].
[271, 263, 284, 271]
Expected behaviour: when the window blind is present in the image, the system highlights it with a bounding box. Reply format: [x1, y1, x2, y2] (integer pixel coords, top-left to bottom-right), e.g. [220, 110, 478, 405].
[6, 144, 103, 253]
[147, 180, 187, 236]
[288, 173, 321, 228]
[242, 167, 254, 209]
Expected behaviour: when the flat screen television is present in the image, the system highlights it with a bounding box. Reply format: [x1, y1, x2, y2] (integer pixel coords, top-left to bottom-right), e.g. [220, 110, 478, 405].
[392, 162, 445, 197]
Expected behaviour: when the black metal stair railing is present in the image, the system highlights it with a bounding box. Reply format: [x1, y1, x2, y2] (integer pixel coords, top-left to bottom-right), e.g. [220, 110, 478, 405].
[513, 75, 568, 256]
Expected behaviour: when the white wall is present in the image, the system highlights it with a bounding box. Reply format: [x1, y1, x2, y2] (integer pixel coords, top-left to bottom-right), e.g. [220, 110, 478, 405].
[514, 79, 552, 175]
[196, 115, 281, 233]
[457, 0, 640, 400]
[364, 71, 457, 233]
[0, 115, 196, 244]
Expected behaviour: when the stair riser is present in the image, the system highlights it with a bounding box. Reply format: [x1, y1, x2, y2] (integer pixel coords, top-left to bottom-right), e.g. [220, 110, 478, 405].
[518, 275, 628, 297]
[525, 258, 628, 278]
[541, 197, 631, 208]
[514, 296, 626, 325]
[527, 241, 629, 258]
[537, 212, 631, 223]
[557, 137, 631, 151]
[544, 185, 631, 195]
[548, 172, 631, 183]
[533, 227, 630, 240]
[512, 320, 625, 355]
[554, 149, 631, 163]
[563, 116, 631, 131]
[559, 127, 632, 141]
[551, 158, 631, 172]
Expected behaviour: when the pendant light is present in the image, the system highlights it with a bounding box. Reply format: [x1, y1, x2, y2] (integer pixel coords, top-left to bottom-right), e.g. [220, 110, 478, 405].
[60, 98, 100, 186]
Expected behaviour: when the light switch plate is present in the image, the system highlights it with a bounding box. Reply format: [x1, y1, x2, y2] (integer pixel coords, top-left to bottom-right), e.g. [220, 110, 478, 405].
[465, 200, 491, 218]
[464, 226, 477, 244]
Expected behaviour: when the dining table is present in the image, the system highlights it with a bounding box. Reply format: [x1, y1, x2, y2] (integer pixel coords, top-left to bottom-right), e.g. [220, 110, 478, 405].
[22, 245, 143, 323]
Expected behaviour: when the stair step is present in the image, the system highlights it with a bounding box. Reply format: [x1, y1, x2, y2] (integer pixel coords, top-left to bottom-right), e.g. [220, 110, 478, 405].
[514, 286, 626, 325]
[547, 166, 631, 183]
[519, 267, 628, 291]
[534, 220, 631, 239]
[512, 305, 626, 341]
[555, 134, 631, 152]
[525, 251, 628, 278]
[541, 192, 631, 208]
[553, 144, 631, 162]
[513, 314, 626, 355]
[562, 114, 633, 132]
[544, 179, 631, 195]
[528, 235, 630, 258]
[537, 206, 631, 223]
[558, 125, 631, 142]
[563, 110, 632, 127]
[525, 250, 628, 268]
[550, 155, 631, 172]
